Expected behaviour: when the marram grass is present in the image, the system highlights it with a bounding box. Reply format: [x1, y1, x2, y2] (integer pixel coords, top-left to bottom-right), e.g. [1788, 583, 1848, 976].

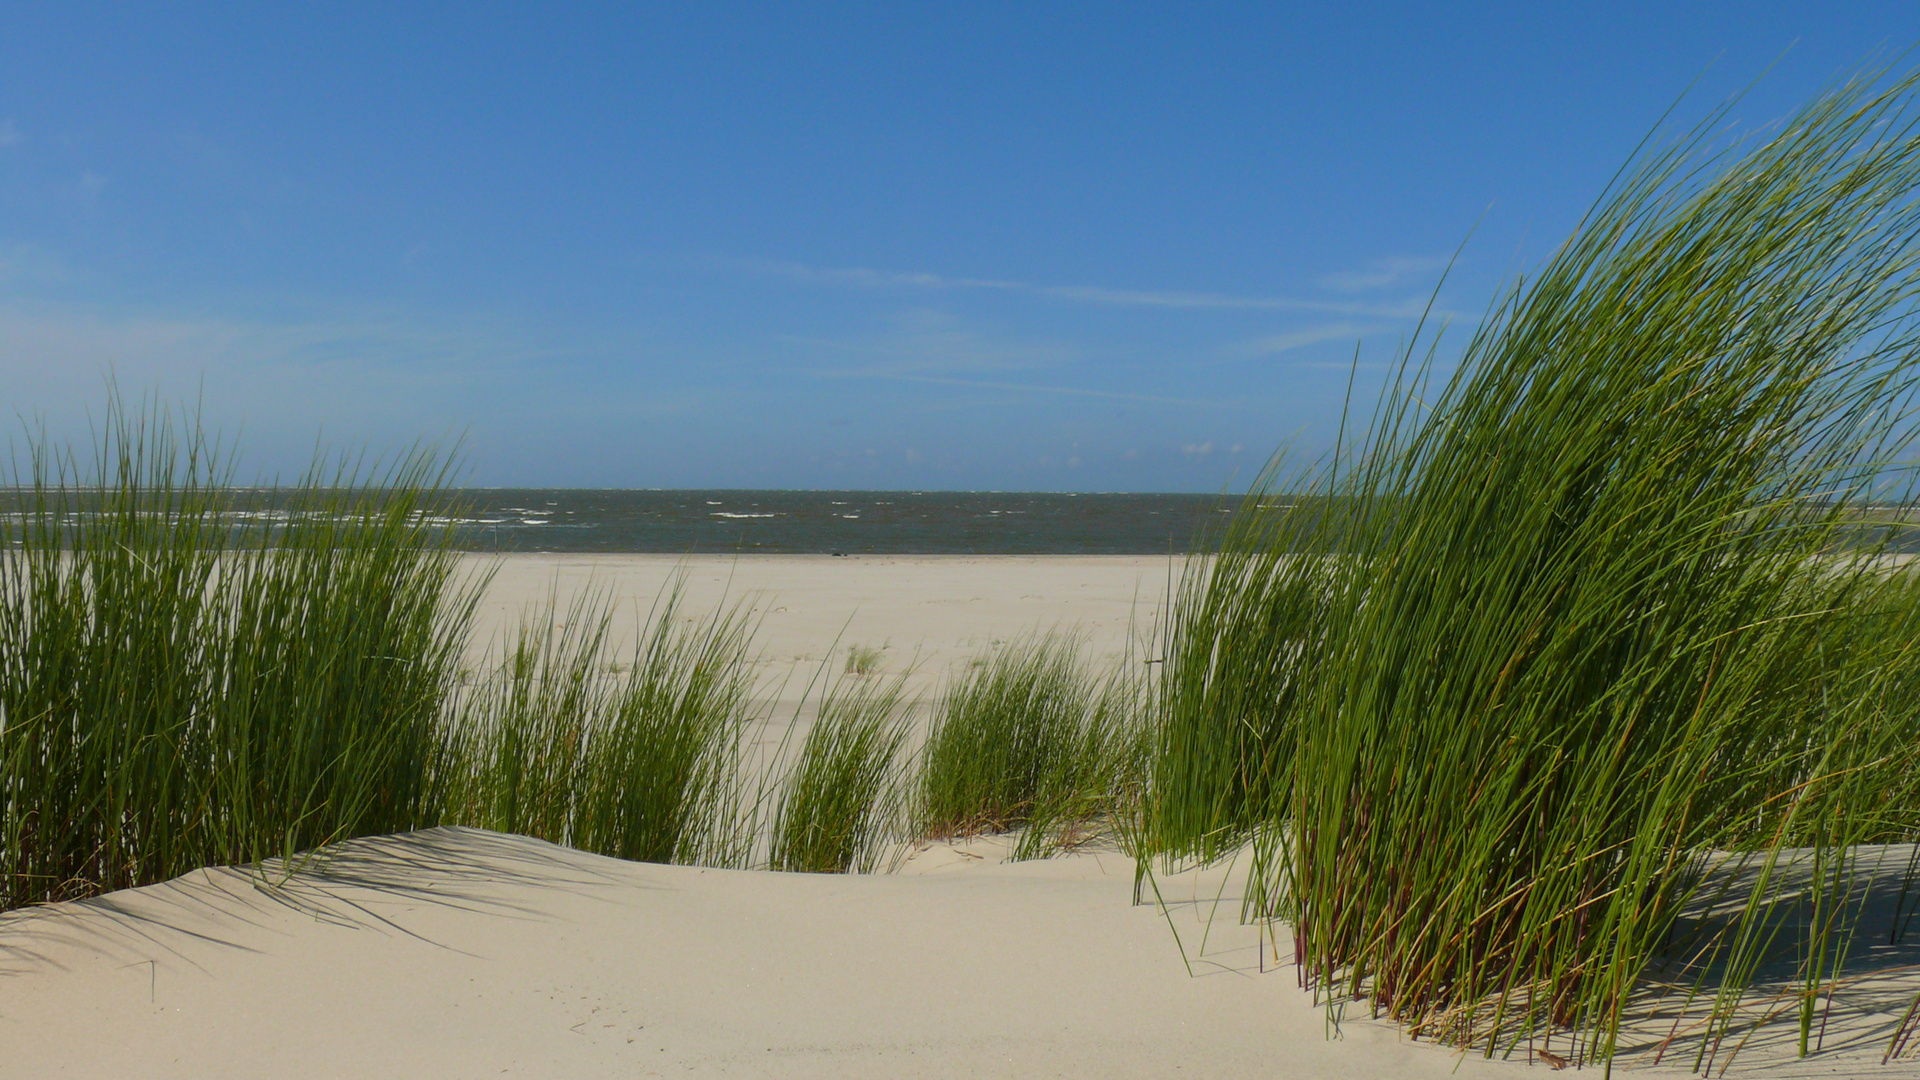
[0, 396, 476, 907]
[0, 399, 1144, 901]
[22, 72, 1920, 1076]
[438, 583, 761, 867]
[915, 633, 1144, 858]
[1147, 482, 1342, 866]
[1015, 660, 1148, 861]
[1152, 68, 1920, 1069]
[769, 670, 913, 873]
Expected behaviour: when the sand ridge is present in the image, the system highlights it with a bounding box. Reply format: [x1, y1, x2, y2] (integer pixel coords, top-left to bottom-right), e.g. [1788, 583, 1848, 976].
[3, 827, 1525, 1079]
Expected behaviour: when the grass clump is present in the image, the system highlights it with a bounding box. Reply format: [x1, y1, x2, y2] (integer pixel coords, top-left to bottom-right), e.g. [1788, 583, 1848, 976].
[844, 643, 885, 676]
[1153, 67, 1920, 1067]
[769, 672, 912, 873]
[0, 396, 474, 908]
[1148, 487, 1338, 865]
[1017, 666, 1146, 860]
[914, 634, 1138, 855]
[440, 584, 760, 867]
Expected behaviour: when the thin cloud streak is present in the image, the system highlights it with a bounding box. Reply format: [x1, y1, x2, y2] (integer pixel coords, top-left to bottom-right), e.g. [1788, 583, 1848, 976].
[1319, 255, 1451, 293]
[745, 259, 1437, 318]
[1038, 283, 1426, 317]
[818, 368, 1237, 409]
[0, 296, 681, 422]
[1225, 321, 1383, 359]
[775, 309, 1082, 379]
[739, 259, 1025, 292]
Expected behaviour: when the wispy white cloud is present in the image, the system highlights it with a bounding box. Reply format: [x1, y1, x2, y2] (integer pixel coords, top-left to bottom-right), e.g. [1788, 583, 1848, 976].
[1033, 284, 1418, 317]
[827, 370, 1227, 409]
[1226, 321, 1379, 359]
[1181, 441, 1214, 456]
[791, 307, 1246, 407]
[0, 298, 536, 399]
[0, 120, 20, 148]
[787, 307, 1080, 380]
[743, 259, 1024, 293]
[1318, 256, 1449, 293]
[745, 259, 1434, 319]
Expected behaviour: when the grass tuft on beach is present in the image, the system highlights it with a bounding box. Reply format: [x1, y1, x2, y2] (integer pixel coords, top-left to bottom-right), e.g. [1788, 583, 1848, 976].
[913, 633, 1142, 858]
[439, 584, 762, 867]
[0, 394, 476, 907]
[1147, 66, 1920, 1067]
[769, 670, 913, 873]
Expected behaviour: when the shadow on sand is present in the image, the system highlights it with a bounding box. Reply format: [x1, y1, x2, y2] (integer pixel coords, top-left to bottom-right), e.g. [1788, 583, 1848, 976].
[0, 827, 669, 981]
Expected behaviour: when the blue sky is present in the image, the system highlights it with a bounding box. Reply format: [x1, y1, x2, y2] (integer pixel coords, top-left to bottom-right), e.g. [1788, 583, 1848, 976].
[2, 4, 1915, 490]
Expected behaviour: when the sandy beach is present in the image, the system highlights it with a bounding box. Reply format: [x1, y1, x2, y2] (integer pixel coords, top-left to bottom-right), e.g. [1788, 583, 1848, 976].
[17, 11, 1920, 1077]
[459, 553, 1177, 713]
[4, 555, 1918, 1078]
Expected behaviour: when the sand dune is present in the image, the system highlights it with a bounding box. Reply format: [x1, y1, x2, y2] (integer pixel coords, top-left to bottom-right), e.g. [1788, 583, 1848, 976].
[11, 828, 1920, 1077]
[8, 556, 1920, 1077]
[3, 827, 1533, 1080]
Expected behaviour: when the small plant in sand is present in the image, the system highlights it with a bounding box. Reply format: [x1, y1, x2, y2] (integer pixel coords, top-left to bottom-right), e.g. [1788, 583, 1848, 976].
[844, 643, 885, 676]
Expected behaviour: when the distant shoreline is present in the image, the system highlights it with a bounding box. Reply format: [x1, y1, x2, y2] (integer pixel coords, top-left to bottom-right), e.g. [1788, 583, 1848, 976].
[433, 488, 1236, 555]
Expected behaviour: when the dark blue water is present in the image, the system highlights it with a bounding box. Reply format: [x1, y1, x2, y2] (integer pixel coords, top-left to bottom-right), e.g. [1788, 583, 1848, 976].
[449, 490, 1233, 554]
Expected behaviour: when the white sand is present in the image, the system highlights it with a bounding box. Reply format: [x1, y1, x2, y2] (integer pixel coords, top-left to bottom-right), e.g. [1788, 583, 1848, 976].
[5, 555, 1917, 1077]
[457, 553, 1173, 711]
[3, 828, 1527, 1079]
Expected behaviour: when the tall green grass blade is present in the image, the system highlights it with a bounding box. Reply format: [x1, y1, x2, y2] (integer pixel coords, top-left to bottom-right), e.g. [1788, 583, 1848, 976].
[769, 671, 912, 873]
[1155, 66, 1920, 1068]
[440, 579, 762, 868]
[0, 392, 476, 906]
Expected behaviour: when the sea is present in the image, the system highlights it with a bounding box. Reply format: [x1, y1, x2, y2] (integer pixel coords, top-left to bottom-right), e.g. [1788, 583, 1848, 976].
[12, 487, 1916, 554]
[445, 490, 1234, 555]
